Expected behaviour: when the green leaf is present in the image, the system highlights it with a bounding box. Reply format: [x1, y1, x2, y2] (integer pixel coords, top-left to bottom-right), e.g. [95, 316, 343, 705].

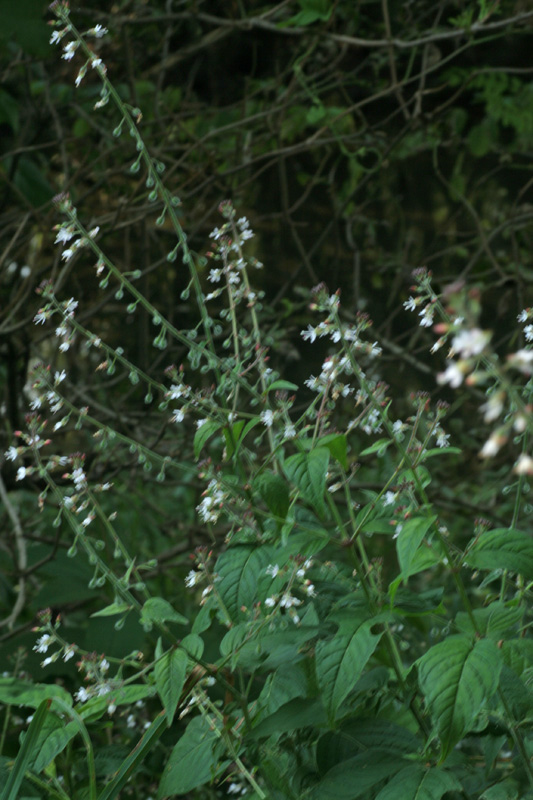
[216, 545, 275, 622]
[257, 663, 308, 718]
[318, 433, 348, 470]
[193, 420, 222, 459]
[31, 714, 78, 773]
[315, 610, 383, 722]
[91, 602, 132, 618]
[480, 778, 520, 799]
[264, 379, 299, 393]
[396, 515, 437, 583]
[253, 470, 290, 519]
[310, 750, 403, 799]
[359, 438, 392, 457]
[98, 712, 167, 800]
[374, 764, 462, 800]
[140, 597, 188, 627]
[157, 716, 226, 797]
[251, 697, 327, 739]
[417, 635, 502, 760]
[1, 699, 51, 800]
[180, 633, 204, 660]
[284, 447, 330, 517]
[154, 641, 188, 726]
[455, 601, 523, 639]
[0, 678, 72, 709]
[464, 528, 533, 580]
[223, 420, 245, 459]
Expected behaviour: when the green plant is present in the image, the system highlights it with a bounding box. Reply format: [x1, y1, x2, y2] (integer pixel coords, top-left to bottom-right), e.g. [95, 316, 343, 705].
[2, 4, 533, 799]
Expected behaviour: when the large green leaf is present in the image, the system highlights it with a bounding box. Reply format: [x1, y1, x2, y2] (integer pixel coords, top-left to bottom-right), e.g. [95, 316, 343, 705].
[215, 545, 275, 622]
[253, 470, 290, 520]
[154, 640, 188, 726]
[396, 515, 437, 583]
[157, 716, 226, 797]
[310, 750, 404, 799]
[375, 764, 462, 800]
[464, 528, 533, 580]
[0, 677, 72, 709]
[315, 610, 383, 721]
[284, 447, 330, 517]
[417, 636, 502, 760]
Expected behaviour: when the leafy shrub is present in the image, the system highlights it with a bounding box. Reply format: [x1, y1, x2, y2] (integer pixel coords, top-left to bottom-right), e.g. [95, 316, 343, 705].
[2, 4, 533, 800]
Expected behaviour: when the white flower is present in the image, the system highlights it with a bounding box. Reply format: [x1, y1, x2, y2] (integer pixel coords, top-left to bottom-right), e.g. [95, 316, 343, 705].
[54, 227, 74, 244]
[305, 583, 316, 596]
[91, 25, 108, 38]
[196, 418, 207, 429]
[480, 392, 505, 423]
[54, 370, 67, 384]
[126, 714, 136, 729]
[5, 446, 18, 462]
[301, 325, 317, 343]
[437, 361, 464, 388]
[418, 306, 434, 327]
[514, 454, 533, 475]
[436, 431, 450, 448]
[185, 570, 201, 588]
[266, 564, 280, 578]
[280, 593, 302, 609]
[30, 397, 42, 410]
[59, 342, 70, 352]
[16, 467, 27, 481]
[91, 58, 103, 70]
[64, 298, 78, 315]
[168, 384, 188, 400]
[403, 296, 418, 312]
[33, 634, 52, 654]
[518, 309, 529, 323]
[34, 311, 47, 325]
[50, 30, 63, 45]
[480, 432, 506, 458]
[63, 647, 75, 662]
[100, 659, 110, 673]
[76, 688, 90, 703]
[171, 409, 185, 423]
[508, 349, 533, 375]
[283, 423, 296, 439]
[524, 325, 533, 342]
[260, 409, 274, 427]
[264, 597, 276, 608]
[61, 248, 74, 261]
[42, 656, 55, 668]
[451, 328, 489, 358]
[383, 491, 397, 506]
[62, 41, 78, 61]
[72, 467, 86, 489]
[208, 268, 222, 283]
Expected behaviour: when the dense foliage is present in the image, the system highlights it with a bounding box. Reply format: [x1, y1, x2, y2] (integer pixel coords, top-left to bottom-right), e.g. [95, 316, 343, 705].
[2, 2, 533, 799]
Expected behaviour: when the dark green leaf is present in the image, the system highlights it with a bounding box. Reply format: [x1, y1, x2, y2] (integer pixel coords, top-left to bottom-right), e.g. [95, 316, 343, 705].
[374, 764, 462, 800]
[284, 447, 330, 517]
[465, 528, 533, 580]
[140, 597, 188, 627]
[157, 716, 226, 797]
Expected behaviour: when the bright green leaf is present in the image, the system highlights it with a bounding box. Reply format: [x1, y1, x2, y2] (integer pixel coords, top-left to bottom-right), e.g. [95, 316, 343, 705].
[140, 597, 188, 627]
[154, 642, 188, 726]
[193, 420, 222, 459]
[417, 636, 502, 760]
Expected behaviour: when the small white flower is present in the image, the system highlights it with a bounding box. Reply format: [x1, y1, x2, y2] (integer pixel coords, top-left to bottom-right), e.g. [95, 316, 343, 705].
[403, 296, 418, 312]
[451, 328, 489, 358]
[42, 656, 55, 668]
[383, 491, 397, 506]
[5, 446, 18, 462]
[171, 409, 185, 423]
[196, 418, 207, 429]
[50, 30, 63, 45]
[64, 298, 78, 315]
[61, 248, 74, 261]
[185, 570, 201, 588]
[266, 564, 280, 578]
[34, 311, 47, 325]
[518, 309, 529, 323]
[436, 431, 450, 448]
[418, 306, 434, 327]
[62, 41, 78, 61]
[264, 596, 276, 608]
[301, 325, 317, 343]
[30, 397, 42, 410]
[260, 409, 274, 427]
[514, 454, 533, 475]
[283, 423, 296, 439]
[54, 370, 67, 384]
[126, 714, 136, 729]
[59, 342, 70, 352]
[437, 361, 464, 388]
[16, 466, 27, 481]
[524, 325, 533, 342]
[91, 57, 103, 70]
[33, 634, 52, 654]
[76, 687, 90, 704]
[91, 25, 108, 38]
[63, 647, 75, 662]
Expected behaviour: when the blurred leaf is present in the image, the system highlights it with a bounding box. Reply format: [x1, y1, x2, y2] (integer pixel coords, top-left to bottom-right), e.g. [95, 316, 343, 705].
[154, 640, 188, 726]
[140, 597, 188, 627]
[157, 716, 226, 797]
[465, 529, 533, 580]
[284, 447, 330, 517]
[374, 764, 462, 800]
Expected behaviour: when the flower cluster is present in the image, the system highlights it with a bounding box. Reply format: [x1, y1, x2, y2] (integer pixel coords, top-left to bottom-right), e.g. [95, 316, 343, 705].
[263, 558, 316, 625]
